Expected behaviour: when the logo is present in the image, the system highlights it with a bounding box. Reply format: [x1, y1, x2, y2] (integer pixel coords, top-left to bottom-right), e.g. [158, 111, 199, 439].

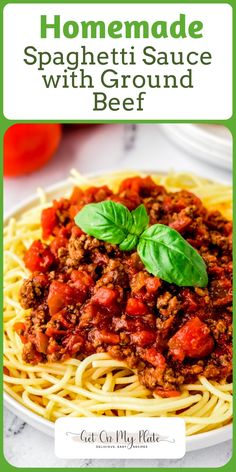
[55, 418, 186, 459]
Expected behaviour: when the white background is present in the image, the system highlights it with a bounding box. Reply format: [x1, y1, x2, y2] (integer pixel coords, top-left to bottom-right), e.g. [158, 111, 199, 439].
[3, 3, 232, 120]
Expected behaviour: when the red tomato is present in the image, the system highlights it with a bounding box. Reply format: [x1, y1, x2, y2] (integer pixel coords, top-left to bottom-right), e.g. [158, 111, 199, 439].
[63, 334, 84, 355]
[70, 186, 84, 204]
[4, 124, 62, 176]
[47, 281, 76, 316]
[24, 240, 54, 273]
[146, 277, 161, 294]
[70, 270, 94, 302]
[98, 330, 120, 344]
[119, 176, 157, 195]
[169, 215, 192, 232]
[14, 322, 27, 343]
[126, 298, 148, 316]
[71, 270, 94, 288]
[181, 289, 198, 312]
[142, 348, 166, 369]
[168, 317, 214, 361]
[50, 235, 68, 256]
[14, 322, 26, 333]
[90, 329, 120, 345]
[154, 388, 180, 398]
[71, 226, 84, 238]
[34, 331, 49, 354]
[131, 330, 156, 347]
[92, 287, 117, 308]
[41, 207, 58, 239]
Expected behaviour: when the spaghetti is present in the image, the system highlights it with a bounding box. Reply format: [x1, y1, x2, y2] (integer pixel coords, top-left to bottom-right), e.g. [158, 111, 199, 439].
[4, 171, 232, 435]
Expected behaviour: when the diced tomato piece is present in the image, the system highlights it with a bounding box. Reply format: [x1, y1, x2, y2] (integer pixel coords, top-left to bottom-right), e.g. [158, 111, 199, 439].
[110, 190, 141, 211]
[56, 226, 70, 238]
[146, 277, 161, 294]
[24, 240, 54, 273]
[154, 388, 180, 398]
[170, 215, 192, 233]
[163, 191, 201, 213]
[51, 310, 73, 329]
[224, 222, 232, 236]
[168, 317, 214, 361]
[14, 322, 27, 343]
[163, 196, 186, 212]
[69, 204, 82, 219]
[131, 272, 147, 293]
[131, 330, 156, 347]
[90, 329, 120, 345]
[47, 340, 61, 354]
[99, 330, 120, 344]
[63, 333, 84, 355]
[126, 298, 148, 316]
[45, 326, 66, 337]
[47, 280, 77, 315]
[82, 186, 112, 204]
[52, 197, 70, 212]
[50, 234, 68, 256]
[71, 226, 84, 238]
[70, 270, 94, 302]
[79, 303, 97, 328]
[34, 331, 49, 354]
[14, 322, 26, 333]
[181, 289, 198, 312]
[208, 265, 224, 276]
[119, 176, 157, 196]
[26, 349, 43, 364]
[33, 273, 49, 287]
[70, 186, 84, 204]
[41, 207, 58, 239]
[142, 348, 166, 369]
[71, 270, 94, 287]
[92, 287, 117, 308]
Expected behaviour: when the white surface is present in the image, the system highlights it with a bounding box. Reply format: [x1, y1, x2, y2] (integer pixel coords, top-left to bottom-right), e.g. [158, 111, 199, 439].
[4, 4, 232, 119]
[161, 124, 232, 170]
[4, 124, 232, 467]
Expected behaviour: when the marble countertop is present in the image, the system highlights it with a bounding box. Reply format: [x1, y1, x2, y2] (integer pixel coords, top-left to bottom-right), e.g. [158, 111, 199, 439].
[4, 124, 232, 468]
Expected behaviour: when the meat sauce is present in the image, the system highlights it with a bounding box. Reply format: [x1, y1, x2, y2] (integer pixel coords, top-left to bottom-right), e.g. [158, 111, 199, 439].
[16, 176, 232, 397]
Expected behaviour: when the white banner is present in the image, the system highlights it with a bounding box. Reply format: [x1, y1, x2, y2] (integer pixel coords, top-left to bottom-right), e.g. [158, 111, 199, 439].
[55, 417, 186, 459]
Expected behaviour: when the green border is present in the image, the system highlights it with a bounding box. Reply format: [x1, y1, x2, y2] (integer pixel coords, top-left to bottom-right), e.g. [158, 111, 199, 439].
[0, 1, 234, 471]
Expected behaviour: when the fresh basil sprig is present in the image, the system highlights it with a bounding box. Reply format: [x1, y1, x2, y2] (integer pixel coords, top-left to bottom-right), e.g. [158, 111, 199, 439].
[75, 200, 133, 245]
[75, 201, 148, 251]
[75, 201, 208, 287]
[137, 224, 208, 287]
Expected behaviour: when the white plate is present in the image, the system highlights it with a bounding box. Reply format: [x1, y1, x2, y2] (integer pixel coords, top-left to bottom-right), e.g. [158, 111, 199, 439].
[161, 124, 232, 170]
[4, 171, 232, 452]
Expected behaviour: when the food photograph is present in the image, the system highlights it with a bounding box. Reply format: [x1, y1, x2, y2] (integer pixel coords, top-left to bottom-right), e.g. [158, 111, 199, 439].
[3, 123, 232, 468]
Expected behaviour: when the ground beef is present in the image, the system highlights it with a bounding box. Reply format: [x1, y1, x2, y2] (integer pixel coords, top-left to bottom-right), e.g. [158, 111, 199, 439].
[20, 274, 49, 309]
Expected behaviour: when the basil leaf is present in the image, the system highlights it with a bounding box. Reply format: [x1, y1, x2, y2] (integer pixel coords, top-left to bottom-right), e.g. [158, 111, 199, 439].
[119, 234, 138, 251]
[74, 201, 132, 244]
[138, 224, 208, 287]
[130, 204, 149, 236]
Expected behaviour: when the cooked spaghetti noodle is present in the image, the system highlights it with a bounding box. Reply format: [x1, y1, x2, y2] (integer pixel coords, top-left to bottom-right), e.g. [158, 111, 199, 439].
[4, 171, 232, 435]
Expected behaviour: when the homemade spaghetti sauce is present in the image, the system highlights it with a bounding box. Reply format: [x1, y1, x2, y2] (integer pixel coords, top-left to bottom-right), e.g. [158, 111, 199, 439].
[16, 176, 232, 397]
